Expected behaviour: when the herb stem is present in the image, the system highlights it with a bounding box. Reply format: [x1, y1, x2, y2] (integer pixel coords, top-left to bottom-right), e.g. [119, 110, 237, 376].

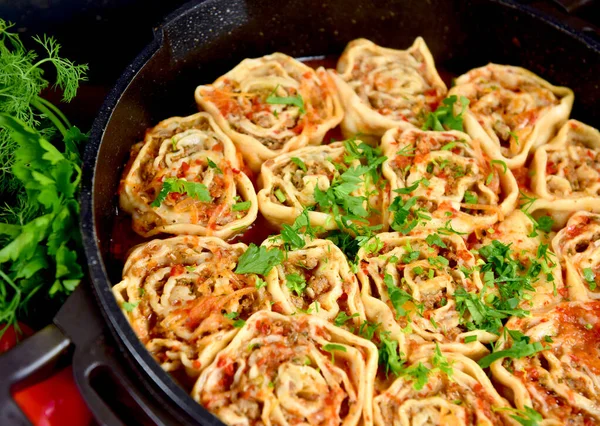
[30, 96, 68, 137]
[35, 95, 72, 129]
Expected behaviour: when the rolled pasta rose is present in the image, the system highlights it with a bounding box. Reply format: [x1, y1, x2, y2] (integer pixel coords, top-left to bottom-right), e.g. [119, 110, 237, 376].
[112, 236, 270, 381]
[374, 352, 515, 426]
[195, 53, 343, 172]
[552, 211, 600, 301]
[258, 142, 376, 230]
[490, 301, 600, 425]
[478, 210, 567, 311]
[448, 64, 573, 169]
[527, 121, 600, 225]
[262, 236, 365, 329]
[381, 128, 518, 235]
[119, 112, 258, 238]
[192, 311, 378, 426]
[356, 232, 496, 361]
[330, 37, 447, 140]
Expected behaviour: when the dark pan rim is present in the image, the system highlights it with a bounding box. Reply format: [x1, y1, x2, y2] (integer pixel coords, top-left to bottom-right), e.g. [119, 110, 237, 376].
[79, 0, 599, 422]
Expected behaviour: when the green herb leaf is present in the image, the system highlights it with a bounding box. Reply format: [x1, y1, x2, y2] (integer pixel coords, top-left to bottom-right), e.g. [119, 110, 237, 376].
[285, 273, 307, 296]
[235, 244, 284, 275]
[405, 362, 430, 390]
[432, 343, 453, 376]
[464, 191, 478, 205]
[422, 95, 469, 132]
[511, 407, 542, 426]
[478, 330, 547, 368]
[491, 159, 508, 174]
[207, 158, 222, 174]
[384, 273, 413, 318]
[334, 311, 360, 327]
[266, 85, 306, 114]
[425, 233, 447, 248]
[151, 178, 211, 207]
[322, 343, 347, 362]
[378, 332, 406, 377]
[123, 301, 139, 312]
[232, 201, 251, 211]
[583, 267, 597, 291]
[274, 188, 286, 203]
[255, 277, 267, 290]
[291, 157, 307, 172]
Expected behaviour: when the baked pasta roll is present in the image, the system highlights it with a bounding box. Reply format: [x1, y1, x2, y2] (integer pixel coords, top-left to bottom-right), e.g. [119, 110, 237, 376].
[119, 112, 258, 238]
[490, 301, 600, 425]
[356, 232, 495, 360]
[478, 210, 566, 311]
[552, 211, 600, 300]
[258, 142, 373, 230]
[374, 352, 515, 426]
[448, 64, 574, 169]
[262, 236, 366, 328]
[112, 236, 270, 380]
[195, 53, 343, 172]
[192, 311, 378, 426]
[381, 128, 518, 235]
[330, 37, 447, 139]
[528, 120, 600, 222]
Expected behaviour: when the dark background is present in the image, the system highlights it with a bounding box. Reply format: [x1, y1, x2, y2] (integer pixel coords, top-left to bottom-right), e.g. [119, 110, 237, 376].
[0, 0, 191, 131]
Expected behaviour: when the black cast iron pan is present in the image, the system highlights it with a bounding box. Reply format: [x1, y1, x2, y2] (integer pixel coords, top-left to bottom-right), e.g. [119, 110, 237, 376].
[0, 0, 599, 425]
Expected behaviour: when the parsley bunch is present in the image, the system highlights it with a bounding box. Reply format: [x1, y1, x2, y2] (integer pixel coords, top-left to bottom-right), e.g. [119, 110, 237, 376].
[0, 21, 88, 335]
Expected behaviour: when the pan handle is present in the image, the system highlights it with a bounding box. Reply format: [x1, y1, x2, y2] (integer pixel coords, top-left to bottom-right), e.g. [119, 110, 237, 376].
[70, 332, 174, 426]
[0, 324, 71, 426]
[56, 286, 180, 426]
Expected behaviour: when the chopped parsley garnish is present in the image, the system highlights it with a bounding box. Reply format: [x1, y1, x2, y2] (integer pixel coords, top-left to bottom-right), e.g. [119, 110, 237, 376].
[405, 362, 430, 390]
[519, 191, 554, 236]
[464, 335, 477, 343]
[207, 158, 222, 174]
[291, 157, 307, 172]
[389, 196, 419, 234]
[343, 138, 387, 184]
[422, 95, 470, 132]
[432, 343, 453, 376]
[582, 267, 597, 290]
[151, 178, 211, 207]
[478, 329, 547, 368]
[285, 273, 307, 296]
[394, 178, 430, 195]
[122, 301, 139, 312]
[232, 201, 251, 211]
[255, 277, 267, 290]
[322, 344, 347, 362]
[378, 332, 406, 377]
[266, 85, 305, 114]
[384, 273, 412, 318]
[428, 256, 449, 268]
[274, 188, 287, 203]
[464, 191, 478, 205]
[235, 244, 283, 275]
[491, 159, 508, 174]
[511, 406, 542, 426]
[223, 311, 246, 328]
[280, 209, 319, 251]
[425, 233, 447, 248]
[334, 312, 360, 327]
[358, 320, 380, 340]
